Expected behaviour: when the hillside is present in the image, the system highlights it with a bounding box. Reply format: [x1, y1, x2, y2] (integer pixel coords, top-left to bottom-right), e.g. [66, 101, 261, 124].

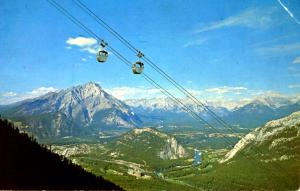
[46, 112, 300, 190]
[180, 111, 300, 190]
[221, 110, 300, 163]
[0, 82, 141, 138]
[52, 127, 188, 171]
[0, 118, 122, 190]
[110, 128, 186, 164]
[50, 127, 194, 191]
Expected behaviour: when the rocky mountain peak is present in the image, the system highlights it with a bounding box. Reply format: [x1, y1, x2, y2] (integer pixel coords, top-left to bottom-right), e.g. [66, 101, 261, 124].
[1, 82, 141, 138]
[66, 82, 104, 100]
[251, 93, 296, 109]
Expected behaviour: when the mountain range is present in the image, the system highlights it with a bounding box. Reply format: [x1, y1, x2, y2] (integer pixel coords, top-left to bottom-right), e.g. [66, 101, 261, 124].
[1, 82, 300, 139]
[125, 93, 300, 128]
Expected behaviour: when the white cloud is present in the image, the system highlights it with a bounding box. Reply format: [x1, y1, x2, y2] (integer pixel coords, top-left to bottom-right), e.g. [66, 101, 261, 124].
[81, 58, 87, 62]
[106, 86, 205, 100]
[194, 8, 274, 33]
[66, 37, 97, 47]
[106, 87, 163, 100]
[26, 87, 57, 97]
[81, 46, 98, 54]
[66, 37, 99, 55]
[186, 89, 203, 96]
[1, 92, 17, 97]
[292, 56, 300, 64]
[256, 43, 300, 56]
[106, 86, 250, 101]
[0, 87, 58, 105]
[205, 86, 247, 95]
[288, 84, 300, 89]
[277, 0, 300, 25]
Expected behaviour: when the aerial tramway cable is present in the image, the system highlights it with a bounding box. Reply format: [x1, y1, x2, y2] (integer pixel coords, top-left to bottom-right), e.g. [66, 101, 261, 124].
[46, 0, 209, 127]
[72, 0, 283, 165]
[46, 0, 287, 178]
[72, 0, 249, 132]
[47, 0, 270, 159]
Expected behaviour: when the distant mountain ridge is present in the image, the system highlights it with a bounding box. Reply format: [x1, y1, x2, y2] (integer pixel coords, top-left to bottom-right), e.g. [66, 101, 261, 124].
[0, 82, 141, 138]
[125, 93, 300, 111]
[1, 82, 300, 139]
[125, 94, 300, 128]
[225, 96, 300, 128]
[124, 97, 230, 124]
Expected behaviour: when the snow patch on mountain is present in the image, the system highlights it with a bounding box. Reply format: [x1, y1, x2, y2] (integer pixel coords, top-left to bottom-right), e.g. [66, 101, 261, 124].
[125, 93, 300, 112]
[125, 97, 230, 116]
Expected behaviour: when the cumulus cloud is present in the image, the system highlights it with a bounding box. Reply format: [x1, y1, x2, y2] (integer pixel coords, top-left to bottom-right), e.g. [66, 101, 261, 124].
[106, 85, 249, 101]
[0, 87, 58, 105]
[1, 92, 17, 97]
[66, 37, 98, 55]
[106, 87, 163, 100]
[205, 86, 247, 95]
[26, 87, 57, 97]
[186, 89, 203, 97]
[66, 37, 97, 47]
[81, 46, 98, 54]
[293, 56, 300, 64]
[194, 8, 275, 33]
[106, 86, 204, 100]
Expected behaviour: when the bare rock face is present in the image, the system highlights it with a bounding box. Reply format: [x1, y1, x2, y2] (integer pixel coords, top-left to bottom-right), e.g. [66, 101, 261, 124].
[119, 127, 186, 160]
[160, 136, 186, 160]
[220, 111, 300, 163]
[131, 128, 186, 160]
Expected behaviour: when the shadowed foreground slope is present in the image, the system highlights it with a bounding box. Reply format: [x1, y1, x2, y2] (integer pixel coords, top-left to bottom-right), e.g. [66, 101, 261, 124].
[0, 118, 122, 190]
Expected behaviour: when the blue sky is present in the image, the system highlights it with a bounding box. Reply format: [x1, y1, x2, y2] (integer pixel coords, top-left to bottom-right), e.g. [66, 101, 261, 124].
[0, 0, 300, 104]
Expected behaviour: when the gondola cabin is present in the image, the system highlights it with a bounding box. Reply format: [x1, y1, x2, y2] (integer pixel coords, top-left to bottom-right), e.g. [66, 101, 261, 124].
[132, 61, 144, 74]
[97, 50, 108, 63]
